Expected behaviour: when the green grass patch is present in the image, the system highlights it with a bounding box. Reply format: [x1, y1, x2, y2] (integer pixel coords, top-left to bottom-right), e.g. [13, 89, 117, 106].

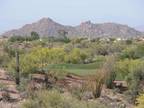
[47, 62, 101, 70]
[45, 61, 104, 76]
[65, 69, 97, 76]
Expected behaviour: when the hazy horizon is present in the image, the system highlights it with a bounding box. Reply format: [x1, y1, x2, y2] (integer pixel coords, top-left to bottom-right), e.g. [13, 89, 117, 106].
[1, 0, 144, 34]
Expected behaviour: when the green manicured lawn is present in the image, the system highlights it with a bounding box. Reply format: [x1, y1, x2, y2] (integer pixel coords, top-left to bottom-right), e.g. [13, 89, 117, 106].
[65, 69, 97, 76]
[45, 61, 104, 76]
[47, 62, 101, 69]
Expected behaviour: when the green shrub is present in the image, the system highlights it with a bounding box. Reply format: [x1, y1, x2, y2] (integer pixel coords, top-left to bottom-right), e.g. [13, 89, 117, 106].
[121, 43, 144, 59]
[8, 36, 25, 42]
[126, 60, 144, 103]
[8, 47, 88, 76]
[21, 90, 107, 108]
[0, 53, 10, 67]
[31, 31, 40, 40]
[8, 32, 40, 42]
[64, 48, 87, 64]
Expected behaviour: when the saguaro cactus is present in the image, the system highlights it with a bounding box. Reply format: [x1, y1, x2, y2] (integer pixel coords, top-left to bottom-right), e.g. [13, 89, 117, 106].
[15, 51, 20, 85]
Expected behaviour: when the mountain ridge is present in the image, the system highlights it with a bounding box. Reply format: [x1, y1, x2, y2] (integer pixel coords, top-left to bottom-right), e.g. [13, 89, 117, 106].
[135, 25, 144, 32]
[2, 17, 143, 38]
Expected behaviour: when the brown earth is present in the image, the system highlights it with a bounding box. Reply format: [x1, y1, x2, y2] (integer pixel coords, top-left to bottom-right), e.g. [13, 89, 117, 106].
[56, 74, 133, 108]
[0, 70, 134, 108]
[0, 69, 21, 108]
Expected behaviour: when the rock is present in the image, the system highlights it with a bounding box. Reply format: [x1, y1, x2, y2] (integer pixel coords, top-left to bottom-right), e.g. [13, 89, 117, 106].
[82, 92, 94, 100]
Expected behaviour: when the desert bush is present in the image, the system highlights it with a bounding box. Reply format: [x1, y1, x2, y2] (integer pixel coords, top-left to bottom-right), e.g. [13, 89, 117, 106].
[30, 31, 40, 40]
[8, 48, 66, 75]
[3, 44, 16, 57]
[57, 30, 70, 43]
[8, 36, 25, 42]
[126, 39, 133, 45]
[95, 44, 109, 56]
[121, 43, 144, 59]
[86, 70, 105, 98]
[0, 53, 10, 67]
[115, 59, 132, 80]
[16, 78, 30, 92]
[70, 83, 87, 100]
[89, 42, 125, 56]
[0, 83, 8, 91]
[64, 48, 87, 64]
[74, 55, 116, 97]
[125, 59, 144, 103]
[8, 47, 88, 76]
[135, 94, 144, 108]
[8, 32, 40, 42]
[114, 59, 144, 103]
[21, 90, 107, 108]
[104, 56, 116, 89]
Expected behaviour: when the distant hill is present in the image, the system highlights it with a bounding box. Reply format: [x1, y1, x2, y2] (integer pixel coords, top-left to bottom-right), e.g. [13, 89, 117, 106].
[135, 25, 144, 32]
[2, 18, 143, 38]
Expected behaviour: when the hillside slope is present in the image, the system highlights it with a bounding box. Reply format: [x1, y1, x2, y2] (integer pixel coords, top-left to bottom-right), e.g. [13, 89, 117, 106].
[2, 18, 143, 38]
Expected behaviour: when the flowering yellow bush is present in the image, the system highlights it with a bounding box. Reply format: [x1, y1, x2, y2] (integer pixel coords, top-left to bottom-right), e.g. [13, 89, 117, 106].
[135, 94, 144, 108]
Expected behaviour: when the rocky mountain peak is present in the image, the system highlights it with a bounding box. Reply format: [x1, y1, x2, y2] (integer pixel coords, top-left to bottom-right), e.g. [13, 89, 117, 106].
[39, 17, 54, 23]
[80, 21, 93, 26]
[2, 18, 143, 38]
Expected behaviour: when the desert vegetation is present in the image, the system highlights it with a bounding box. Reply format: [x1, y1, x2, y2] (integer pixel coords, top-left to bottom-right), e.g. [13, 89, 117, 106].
[0, 33, 144, 108]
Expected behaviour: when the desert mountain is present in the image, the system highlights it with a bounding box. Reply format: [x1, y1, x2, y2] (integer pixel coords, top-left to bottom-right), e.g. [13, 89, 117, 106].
[135, 25, 144, 32]
[2, 18, 143, 38]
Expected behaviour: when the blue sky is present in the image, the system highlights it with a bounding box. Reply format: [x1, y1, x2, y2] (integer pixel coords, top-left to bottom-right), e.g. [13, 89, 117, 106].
[0, 0, 144, 34]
